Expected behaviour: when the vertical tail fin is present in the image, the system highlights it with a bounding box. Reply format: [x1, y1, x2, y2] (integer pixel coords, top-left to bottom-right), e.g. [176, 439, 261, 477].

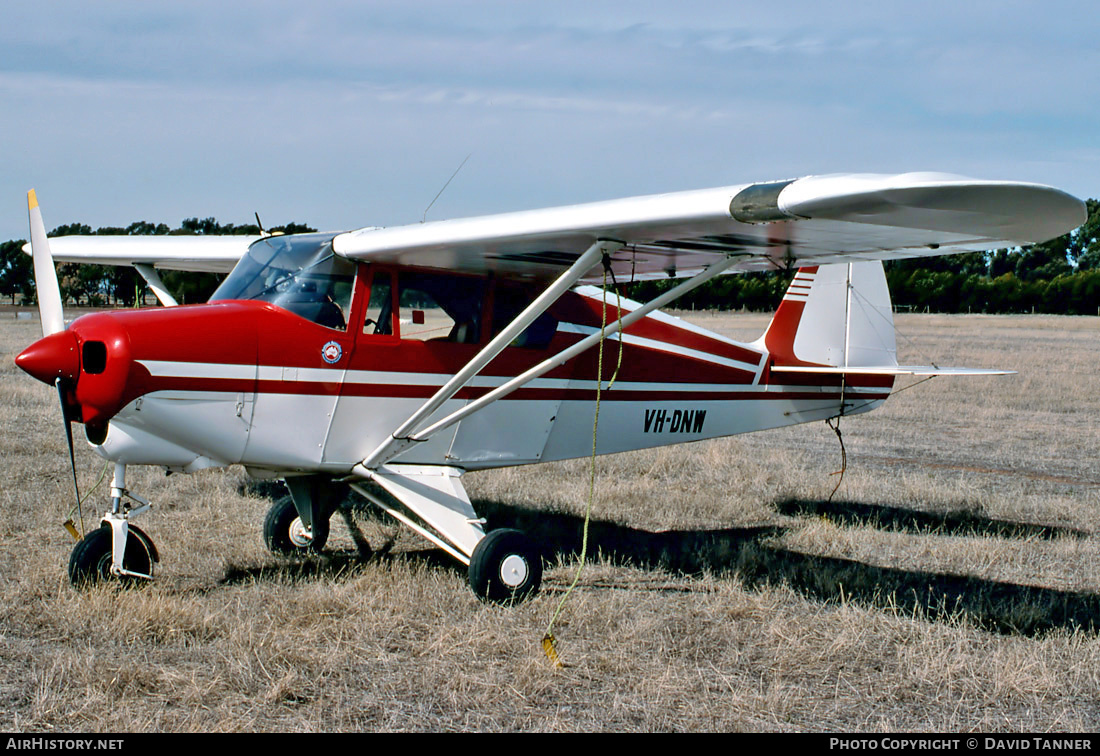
[761, 262, 897, 368]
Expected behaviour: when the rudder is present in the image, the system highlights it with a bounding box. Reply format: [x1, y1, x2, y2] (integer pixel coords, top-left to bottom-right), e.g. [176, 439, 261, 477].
[760, 262, 897, 369]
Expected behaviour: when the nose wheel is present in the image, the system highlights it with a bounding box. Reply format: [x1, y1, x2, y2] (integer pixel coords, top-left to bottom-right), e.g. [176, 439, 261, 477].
[67, 464, 159, 587]
[68, 523, 157, 587]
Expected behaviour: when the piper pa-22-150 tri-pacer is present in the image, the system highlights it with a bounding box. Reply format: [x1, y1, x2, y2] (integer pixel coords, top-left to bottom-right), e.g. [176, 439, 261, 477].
[15, 173, 1086, 602]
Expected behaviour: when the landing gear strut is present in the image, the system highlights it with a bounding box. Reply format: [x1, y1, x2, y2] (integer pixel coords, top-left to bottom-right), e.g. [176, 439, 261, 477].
[68, 463, 158, 587]
[349, 469, 544, 604]
[69, 524, 157, 586]
[258, 471, 546, 604]
[263, 476, 347, 556]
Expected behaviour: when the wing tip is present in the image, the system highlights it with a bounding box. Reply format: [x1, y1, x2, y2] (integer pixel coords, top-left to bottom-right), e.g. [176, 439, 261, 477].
[27, 189, 38, 211]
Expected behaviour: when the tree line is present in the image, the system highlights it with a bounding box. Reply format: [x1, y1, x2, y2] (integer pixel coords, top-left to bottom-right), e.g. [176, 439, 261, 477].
[1, 198, 1097, 313]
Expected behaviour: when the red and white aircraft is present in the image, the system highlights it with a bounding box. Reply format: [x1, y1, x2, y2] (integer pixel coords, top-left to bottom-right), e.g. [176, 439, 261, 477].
[15, 173, 1085, 602]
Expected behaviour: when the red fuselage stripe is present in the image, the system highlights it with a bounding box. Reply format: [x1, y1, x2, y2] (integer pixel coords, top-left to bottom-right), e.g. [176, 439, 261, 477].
[141, 376, 890, 403]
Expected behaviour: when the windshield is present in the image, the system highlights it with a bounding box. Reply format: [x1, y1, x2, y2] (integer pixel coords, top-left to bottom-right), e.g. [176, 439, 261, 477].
[211, 233, 356, 330]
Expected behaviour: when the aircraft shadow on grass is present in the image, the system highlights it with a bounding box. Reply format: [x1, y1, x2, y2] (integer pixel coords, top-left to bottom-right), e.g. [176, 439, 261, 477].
[226, 489, 1100, 638]
[774, 498, 1090, 541]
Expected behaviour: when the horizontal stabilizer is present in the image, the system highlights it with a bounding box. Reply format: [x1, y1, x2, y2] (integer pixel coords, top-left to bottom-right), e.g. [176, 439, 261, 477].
[771, 365, 1014, 376]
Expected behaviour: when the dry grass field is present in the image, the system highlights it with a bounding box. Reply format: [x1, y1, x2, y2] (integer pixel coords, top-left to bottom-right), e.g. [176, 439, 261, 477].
[1, 310, 1099, 732]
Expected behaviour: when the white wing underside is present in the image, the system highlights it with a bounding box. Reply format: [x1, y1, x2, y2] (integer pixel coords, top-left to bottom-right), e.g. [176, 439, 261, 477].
[29, 172, 1085, 280]
[34, 235, 263, 273]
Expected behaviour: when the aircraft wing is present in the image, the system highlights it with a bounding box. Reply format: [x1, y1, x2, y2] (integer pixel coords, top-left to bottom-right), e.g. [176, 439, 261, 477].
[22, 235, 263, 273]
[333, 172, 1086, 282]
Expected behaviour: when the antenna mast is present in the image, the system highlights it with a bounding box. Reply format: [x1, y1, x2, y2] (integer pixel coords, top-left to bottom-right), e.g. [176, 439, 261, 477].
[422, 153, 472, 223]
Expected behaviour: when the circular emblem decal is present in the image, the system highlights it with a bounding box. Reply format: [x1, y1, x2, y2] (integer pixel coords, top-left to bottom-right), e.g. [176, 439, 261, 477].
[321, 341, 343, 364]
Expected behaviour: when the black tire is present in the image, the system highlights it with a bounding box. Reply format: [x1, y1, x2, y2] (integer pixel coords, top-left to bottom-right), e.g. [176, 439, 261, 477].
[263, 495, 329, 555]
[68, 525, 154, 587]
[468, 529, 542, 604]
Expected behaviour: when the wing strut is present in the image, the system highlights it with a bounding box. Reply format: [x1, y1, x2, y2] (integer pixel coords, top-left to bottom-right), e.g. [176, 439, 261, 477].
[355, 251, 745, 473]
[133, 264, 179, 307]
[359, 239, 622, 470]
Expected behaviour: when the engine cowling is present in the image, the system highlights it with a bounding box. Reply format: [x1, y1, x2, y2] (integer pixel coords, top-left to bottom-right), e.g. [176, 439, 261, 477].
[16, 312, 133, 442]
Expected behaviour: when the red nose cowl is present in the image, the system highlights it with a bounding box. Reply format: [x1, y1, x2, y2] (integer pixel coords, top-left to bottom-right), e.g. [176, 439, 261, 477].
[16, 313, 133, 433]
[15, 330, 79, 385]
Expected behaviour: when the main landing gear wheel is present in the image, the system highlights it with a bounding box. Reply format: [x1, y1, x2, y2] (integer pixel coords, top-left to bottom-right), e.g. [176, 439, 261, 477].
[263, 495, 329, 555]
[68, 524, 156, 587]
[468, 528, 542, 604]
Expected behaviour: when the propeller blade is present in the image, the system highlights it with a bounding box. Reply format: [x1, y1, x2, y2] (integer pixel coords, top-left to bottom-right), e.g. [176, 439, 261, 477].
[27, 189, 65, 337]
[55, 377, 82, 522]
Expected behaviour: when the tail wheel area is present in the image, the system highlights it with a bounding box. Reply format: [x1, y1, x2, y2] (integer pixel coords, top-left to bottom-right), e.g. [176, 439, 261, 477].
[68, 524, 155, 587]
[468, 528, 542, 604]
[263, 495, 329, 555]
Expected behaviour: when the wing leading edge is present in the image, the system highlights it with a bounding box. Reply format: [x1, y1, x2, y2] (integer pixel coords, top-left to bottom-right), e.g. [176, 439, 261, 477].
[333, 172, 1086, 283]
[22, 235, 263, 273]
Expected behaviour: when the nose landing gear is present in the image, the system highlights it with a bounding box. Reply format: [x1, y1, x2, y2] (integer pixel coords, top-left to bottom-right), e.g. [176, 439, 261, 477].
[67, 463, 158, 587]
[68, 522, 158, 586]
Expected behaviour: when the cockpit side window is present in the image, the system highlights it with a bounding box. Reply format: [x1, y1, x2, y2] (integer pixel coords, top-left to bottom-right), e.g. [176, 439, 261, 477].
[277, 277, 352, 330]
[397, 272, 485, 343]
[363, 270, 394, 336]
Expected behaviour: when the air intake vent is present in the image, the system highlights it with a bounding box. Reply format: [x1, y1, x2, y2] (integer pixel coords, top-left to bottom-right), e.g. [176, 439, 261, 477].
[82, 341, 107, 375]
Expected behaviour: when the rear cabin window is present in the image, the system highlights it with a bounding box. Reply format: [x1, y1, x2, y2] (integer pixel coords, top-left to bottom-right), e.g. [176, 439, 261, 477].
[357, 271, 557, 348]
[491, 283, 558, 349]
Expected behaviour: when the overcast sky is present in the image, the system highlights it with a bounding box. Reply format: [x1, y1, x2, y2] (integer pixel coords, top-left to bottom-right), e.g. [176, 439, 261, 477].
[2, 1, 1097, 242]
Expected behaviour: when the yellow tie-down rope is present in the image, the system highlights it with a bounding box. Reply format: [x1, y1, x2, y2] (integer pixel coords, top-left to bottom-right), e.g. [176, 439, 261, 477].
[62, 460, 111, 542]
[543, 255, 624, 667]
